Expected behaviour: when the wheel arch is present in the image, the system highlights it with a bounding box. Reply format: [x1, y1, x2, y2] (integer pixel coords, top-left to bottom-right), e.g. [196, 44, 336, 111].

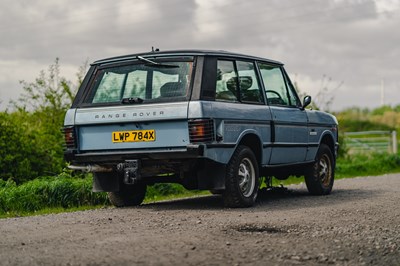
[237, 132, 262, 166]
[320, 132, 335, 158]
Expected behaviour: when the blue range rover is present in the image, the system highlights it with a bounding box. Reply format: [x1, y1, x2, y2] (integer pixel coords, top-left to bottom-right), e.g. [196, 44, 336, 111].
[63, 50, 338, 208]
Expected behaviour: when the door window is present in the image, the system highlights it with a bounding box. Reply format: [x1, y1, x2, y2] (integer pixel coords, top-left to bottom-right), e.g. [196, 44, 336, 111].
[258, 63, 295, 106]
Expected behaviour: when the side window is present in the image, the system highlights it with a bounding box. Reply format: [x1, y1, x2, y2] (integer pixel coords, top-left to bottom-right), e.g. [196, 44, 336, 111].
[215, 60, 262, 103]
[237, 61, 263, 103]
[258, 63, 291, 106]
[216, 60, 237, 101]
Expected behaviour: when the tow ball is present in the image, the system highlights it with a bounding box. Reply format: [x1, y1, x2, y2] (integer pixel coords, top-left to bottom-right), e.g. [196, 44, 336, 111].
[117, 160, 141, 185]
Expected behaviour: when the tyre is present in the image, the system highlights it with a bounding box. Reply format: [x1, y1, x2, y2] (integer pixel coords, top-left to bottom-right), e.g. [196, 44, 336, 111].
[108, 182, 147, 207]
[305, 143, 335, 195]
[223, 145, 260, 208]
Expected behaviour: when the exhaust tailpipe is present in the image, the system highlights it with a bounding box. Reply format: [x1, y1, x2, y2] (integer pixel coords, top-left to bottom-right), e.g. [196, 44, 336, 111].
[68, 164, 113, 173]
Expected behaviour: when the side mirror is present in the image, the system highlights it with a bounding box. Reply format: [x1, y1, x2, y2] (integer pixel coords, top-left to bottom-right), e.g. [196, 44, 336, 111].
[302, 95, 312, 109]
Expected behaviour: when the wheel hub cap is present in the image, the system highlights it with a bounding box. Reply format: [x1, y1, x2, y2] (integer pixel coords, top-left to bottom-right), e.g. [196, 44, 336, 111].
[319, 154, 331, 187]
[238, 158, 255, 197]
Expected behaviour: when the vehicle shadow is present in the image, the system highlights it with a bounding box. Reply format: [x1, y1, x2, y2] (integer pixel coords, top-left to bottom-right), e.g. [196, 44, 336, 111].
[141, 184, 380, 212]
[255, 186, 380, 212]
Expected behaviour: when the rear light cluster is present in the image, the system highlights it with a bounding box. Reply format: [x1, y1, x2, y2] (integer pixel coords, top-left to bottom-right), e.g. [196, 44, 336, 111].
[188, 119, 215, 143]
[62, 126, 76, 149]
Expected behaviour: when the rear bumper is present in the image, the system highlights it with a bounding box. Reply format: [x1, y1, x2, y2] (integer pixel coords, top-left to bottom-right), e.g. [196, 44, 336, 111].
[64, 145, 204, 164]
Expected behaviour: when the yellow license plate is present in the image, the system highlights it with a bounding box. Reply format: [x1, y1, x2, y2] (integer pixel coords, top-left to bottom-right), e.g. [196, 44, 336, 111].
[112, 130, 156, 143]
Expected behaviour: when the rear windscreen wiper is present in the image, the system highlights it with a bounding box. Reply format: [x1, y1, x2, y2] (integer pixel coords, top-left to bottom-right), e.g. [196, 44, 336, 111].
[121, 97, 144, 104]
[137, 56, 179, 68]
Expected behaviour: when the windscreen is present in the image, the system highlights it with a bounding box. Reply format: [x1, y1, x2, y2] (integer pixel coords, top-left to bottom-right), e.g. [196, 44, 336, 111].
[84, 59, 193, 104]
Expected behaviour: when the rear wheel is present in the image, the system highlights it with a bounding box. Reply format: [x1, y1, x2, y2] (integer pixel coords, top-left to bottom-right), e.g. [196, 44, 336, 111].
[223, 145, 259, 208]
[108, 182, 147, 207]
[305, 144, 334, 195]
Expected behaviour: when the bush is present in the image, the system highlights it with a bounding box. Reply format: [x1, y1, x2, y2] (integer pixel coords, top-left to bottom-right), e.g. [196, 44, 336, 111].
[0, 59, 84, 183]
[338, 118, 393, 133]
[0, 111, 65, 183]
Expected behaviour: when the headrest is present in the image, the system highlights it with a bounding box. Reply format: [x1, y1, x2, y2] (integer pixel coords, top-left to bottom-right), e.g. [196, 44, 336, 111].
[226, 77, 237, 93]
[226, 76, 253, 92]
[160, 82, 185, 97]
[239, 76, 252, 90]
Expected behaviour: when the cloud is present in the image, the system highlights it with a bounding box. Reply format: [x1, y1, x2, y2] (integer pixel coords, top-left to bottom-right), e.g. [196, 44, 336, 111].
[0, 0, 399, 111]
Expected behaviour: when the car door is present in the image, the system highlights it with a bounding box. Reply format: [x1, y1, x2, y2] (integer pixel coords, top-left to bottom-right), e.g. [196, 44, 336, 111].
[257, 62, 308, 164]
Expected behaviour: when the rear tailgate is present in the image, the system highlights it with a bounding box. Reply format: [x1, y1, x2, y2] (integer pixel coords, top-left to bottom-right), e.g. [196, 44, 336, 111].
[74, 102, 189, 152]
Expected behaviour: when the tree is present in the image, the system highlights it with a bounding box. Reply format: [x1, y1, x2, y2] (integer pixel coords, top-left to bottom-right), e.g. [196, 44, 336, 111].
[294, 75, 343, 112]
[12, 58, 86, 113]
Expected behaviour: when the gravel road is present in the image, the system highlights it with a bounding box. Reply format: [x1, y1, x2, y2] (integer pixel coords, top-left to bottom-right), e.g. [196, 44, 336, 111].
[1, 174, 399, 266]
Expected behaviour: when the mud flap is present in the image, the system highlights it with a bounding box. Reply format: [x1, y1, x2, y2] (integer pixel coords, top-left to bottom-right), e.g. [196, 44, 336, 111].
[93, 172, 120, 192]
[196, 160, 226, 190]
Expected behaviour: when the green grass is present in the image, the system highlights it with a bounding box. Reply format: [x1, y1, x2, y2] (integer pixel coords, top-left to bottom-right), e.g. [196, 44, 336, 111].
[268, 153, 400, 187]
[0, 205, 103, 219]
[335, 153, 400, 178]
[0, 191, 209, 219]
[1, 152, 399, 219]
[0, 175, 210, 218]
[145, 184, 210, 204]
[270, 153, 400, 187]
[0, 174, 109, 217]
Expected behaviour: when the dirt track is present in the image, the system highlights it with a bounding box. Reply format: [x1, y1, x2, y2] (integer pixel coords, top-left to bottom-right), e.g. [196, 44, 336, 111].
[1, 174, 399, 266]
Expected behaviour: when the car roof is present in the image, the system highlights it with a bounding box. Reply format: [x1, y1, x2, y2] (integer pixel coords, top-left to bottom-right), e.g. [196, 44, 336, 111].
[92, 49, 283, 66]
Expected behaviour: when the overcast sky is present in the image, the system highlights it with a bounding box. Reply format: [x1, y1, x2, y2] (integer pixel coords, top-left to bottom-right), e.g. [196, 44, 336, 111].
[0, 0, 399, 112]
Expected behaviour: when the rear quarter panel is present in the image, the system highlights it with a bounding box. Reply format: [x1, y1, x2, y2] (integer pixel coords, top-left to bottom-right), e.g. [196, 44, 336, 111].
[190, 101, 272, 165]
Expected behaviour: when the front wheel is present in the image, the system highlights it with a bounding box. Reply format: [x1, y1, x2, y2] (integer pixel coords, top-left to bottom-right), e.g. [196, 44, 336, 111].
[304, 144, 335, 195]
[108, 182, 147, 207]
[223, 145, 259, 208]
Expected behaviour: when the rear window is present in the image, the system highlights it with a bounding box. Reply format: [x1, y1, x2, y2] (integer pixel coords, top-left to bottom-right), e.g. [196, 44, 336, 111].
[84, 59, 193, 104]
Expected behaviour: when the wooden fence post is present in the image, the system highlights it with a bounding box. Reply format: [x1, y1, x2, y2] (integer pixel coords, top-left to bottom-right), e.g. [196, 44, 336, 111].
[392, 131, 398, 154]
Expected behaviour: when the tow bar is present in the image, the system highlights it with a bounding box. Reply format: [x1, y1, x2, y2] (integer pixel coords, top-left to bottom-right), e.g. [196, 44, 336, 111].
[117, 160, 141, 185]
